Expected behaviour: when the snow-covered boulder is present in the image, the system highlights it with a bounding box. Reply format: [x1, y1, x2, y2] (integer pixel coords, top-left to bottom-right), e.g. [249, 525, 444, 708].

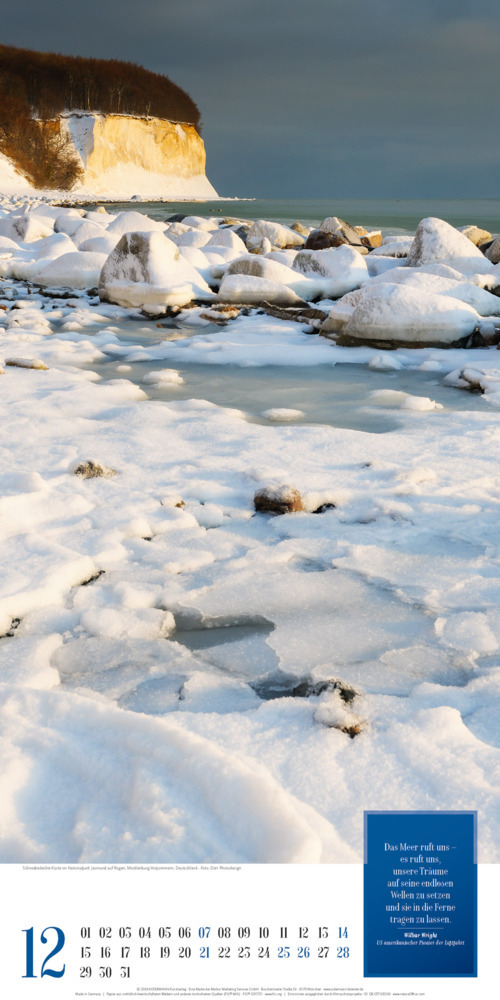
[165, 222, 191, 237]
[32, 251, 109, 289]
[246, 220, 305, 250]
[6, 233, 79, 280]
[292, 245, 368, 297]
[266, 250, 299, 267]
[226, 254, 321, 300]
[217, 273, 306, 306]
[99, 230, 213, 308]
[106, 211, 167, 238]
[406, 217, 493, 275]
[365, 267, 500, 316]
[370, 237, 414, 258]
[174, 229, 213, 248]
[35, 232, 76, 260]
[84, 209, 113, 225]
[79, 233, 120, 255]
[72, 220, 109, 248]
[53, 210, 86, 236]
[181, 215, 218, 231]
[0, 214, 54, 243]
[318, 216, 362, 245]
[0, 235, 21, 253]
[227, 254, 299, 283]
[366, 256, 403, 277]
[177, 245, 211, 270]
[206, 228, 248, 254]
[29, 204, 65, 224]
[321, 283, 482, 346]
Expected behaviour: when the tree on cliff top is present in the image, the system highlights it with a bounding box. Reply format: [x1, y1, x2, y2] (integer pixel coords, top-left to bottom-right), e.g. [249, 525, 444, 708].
[0, 45, 201, 126]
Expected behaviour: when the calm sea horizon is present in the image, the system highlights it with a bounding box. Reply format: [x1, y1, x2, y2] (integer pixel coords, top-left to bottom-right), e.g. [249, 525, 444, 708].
[95, 197, 500, 236]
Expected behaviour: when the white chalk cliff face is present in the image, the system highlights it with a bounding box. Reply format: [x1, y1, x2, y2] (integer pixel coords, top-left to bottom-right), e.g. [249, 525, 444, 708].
[63, 112, 218, 199]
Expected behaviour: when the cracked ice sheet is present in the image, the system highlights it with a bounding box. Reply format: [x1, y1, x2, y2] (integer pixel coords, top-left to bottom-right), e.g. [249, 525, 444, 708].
[1, 338, 500, 861]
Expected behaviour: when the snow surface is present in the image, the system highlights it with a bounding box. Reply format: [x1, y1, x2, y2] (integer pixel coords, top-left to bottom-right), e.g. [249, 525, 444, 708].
[0, 197, 500, 865]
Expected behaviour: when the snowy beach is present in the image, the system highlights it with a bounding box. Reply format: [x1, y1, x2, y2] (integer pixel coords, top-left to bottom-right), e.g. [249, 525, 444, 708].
[1, 196, 500, 864]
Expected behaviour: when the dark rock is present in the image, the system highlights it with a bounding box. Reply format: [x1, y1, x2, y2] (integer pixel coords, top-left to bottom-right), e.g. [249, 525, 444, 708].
[485, 238, 500, 264]
[251, 674, 358, 703]
[253, 484, 304, 515]
[479, 240, 494, 254]
[233, 225, 251, 243]
[79, 570, 105, 586]
[73, 460, 117, 479]
[166, 213, 187, 223]
[290, 221, 311, 236]
[339, 723, 364, 739]
[260, 303, 329, 326]
[0, 617, 21, 639]
[291, 678, 357, 702]
[361, 231, 383, 249]
[305, 229, 347, 250]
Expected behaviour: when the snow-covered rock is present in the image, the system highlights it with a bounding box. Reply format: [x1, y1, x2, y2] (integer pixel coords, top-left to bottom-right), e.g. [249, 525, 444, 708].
[406, 217, 493, 275]
[318, 216, 362, 245]
[3, 233, 78, 281]
[106, 211, 167, 238]
[53, 210, 86, 236]
[217, 273, 306, 306]
[34, 231, 76, 261]
[206, 228, 248, 254]
[174, 229, 213, 248]
[0, 214, 54, 243]
[292, 245, 368, 297]
[99, 230, 213, 308]
[364, 267, 500, 315]
[72, 220, 109, 248]
[33, 251, 108, 289]
[369, 237, 414, 258]
[225, 255, 321, 301]
[322, 283, 482, 345]
[181, 216, 218, 231]
[78, 233, 120, 256]
[246, 220, 305, 251]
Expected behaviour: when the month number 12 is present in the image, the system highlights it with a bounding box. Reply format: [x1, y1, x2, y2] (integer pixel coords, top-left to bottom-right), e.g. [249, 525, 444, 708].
[22, 927, 66, 978]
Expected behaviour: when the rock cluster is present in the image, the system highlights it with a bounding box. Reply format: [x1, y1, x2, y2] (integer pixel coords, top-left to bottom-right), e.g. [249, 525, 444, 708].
[0, 199, 499, 346]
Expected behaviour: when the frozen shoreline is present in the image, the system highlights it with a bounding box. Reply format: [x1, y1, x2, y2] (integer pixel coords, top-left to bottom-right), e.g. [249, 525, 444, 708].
[1, 197, 500, 864]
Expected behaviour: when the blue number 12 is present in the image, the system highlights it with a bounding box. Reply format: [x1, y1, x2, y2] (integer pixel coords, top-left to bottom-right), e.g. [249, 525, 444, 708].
[22, 926, 66, 978]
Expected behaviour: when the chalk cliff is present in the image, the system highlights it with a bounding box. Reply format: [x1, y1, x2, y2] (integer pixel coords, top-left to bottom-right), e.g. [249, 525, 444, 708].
[64, 112, 218, 199]
[0, 45, 218, 199]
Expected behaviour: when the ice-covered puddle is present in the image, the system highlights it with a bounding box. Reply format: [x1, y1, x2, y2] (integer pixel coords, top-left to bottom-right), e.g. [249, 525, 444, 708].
[91, 354, 488, 431]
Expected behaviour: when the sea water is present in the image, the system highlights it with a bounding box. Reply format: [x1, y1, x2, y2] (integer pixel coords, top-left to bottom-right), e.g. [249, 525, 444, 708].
[96, 197, 500, 236]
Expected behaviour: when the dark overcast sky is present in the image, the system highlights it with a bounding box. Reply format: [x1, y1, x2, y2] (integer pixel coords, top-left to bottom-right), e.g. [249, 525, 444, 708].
[2, 0, 499, 198]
